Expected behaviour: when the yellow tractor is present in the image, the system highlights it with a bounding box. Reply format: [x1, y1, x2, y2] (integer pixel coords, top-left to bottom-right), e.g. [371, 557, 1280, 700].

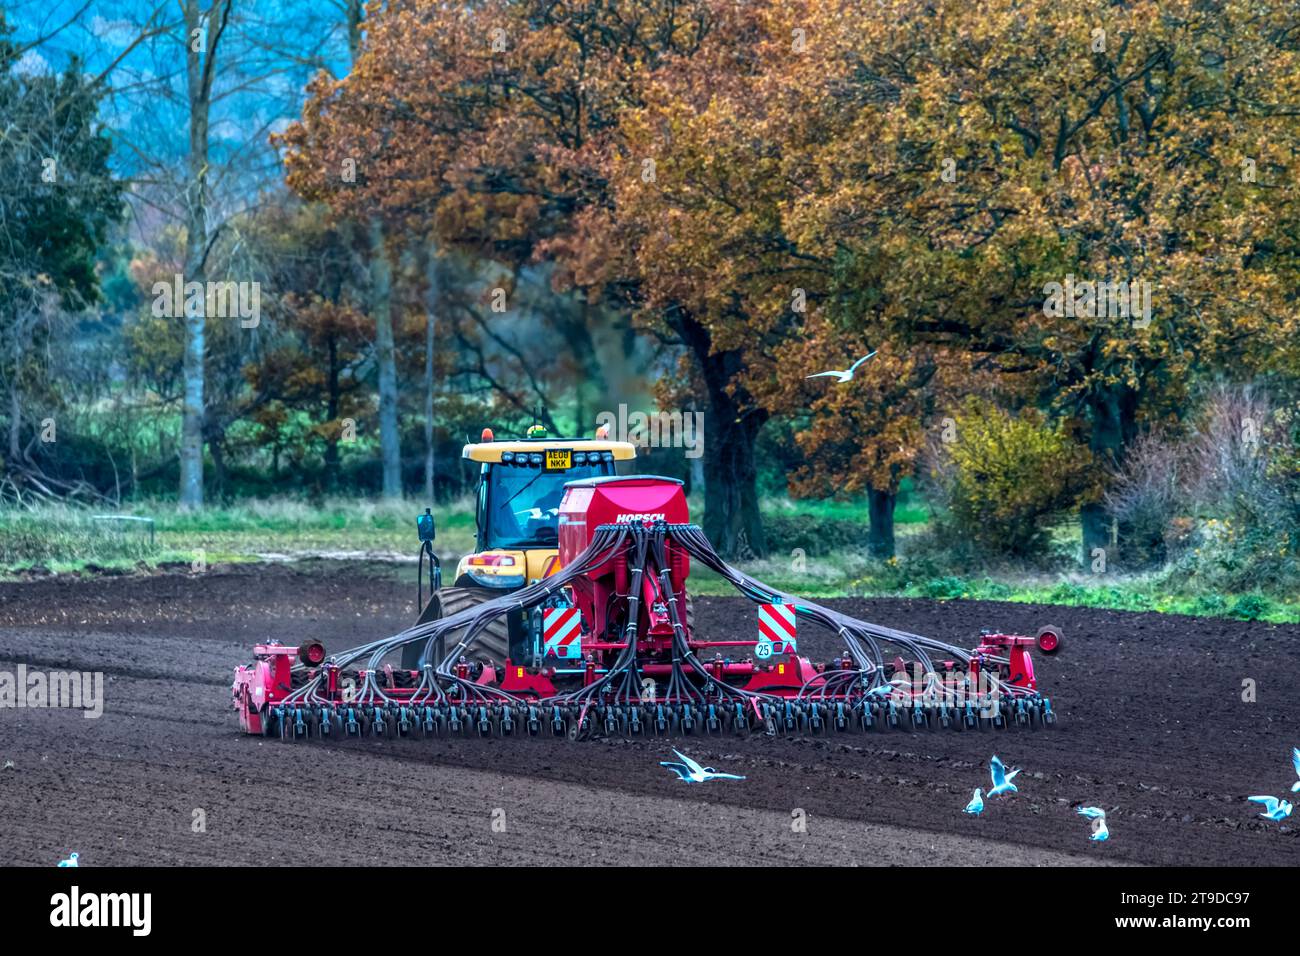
[404, 424, 637, 668]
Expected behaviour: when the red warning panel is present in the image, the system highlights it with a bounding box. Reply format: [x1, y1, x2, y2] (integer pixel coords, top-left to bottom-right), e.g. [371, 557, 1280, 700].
[758, 603, 797, 654]
[542, 607, 582, 659]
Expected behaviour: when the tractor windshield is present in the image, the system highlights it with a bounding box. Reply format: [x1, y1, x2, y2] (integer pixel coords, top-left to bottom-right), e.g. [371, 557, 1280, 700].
[482, 462, 610, 548]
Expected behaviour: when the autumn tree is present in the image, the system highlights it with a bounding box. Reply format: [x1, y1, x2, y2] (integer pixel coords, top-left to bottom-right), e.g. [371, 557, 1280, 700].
[622, 0, 1300, 558]
[604, 0, 956, 556]
[237, 202, 371, 490]
[276, 0, 778, 552]
[760, 0, 1300, 555]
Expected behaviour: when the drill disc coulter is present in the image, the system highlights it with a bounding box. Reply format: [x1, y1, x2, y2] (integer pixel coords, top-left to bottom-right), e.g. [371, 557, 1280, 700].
[233, 477, 1059, 740]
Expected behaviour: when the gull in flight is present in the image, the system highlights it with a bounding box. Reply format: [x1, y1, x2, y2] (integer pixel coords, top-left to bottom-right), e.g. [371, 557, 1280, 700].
[1248, 795, 1293, 821]
[963, 788, 985, 815]
[659, 748, 746, 783]
[806, 351, 878, 384]
[1291, 747, 1300, 792]
[57, 852, 79, 867]
[1077, 806, 1110, 841]
[987, 755, 1021, 797]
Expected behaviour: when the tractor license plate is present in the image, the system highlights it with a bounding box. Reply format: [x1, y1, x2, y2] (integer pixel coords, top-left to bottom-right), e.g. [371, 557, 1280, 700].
[544, 449, 571, 470]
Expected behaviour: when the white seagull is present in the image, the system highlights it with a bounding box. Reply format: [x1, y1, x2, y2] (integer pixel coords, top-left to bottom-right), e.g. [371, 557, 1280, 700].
[1291, 747, 1300, 792]
[805, 351, 878, 384]
[987, 755, 1021, 797]
[659, 748, 746, 783]
[963, 788, 985, 815]
[1077, 806, 1110, 841]
[1248, 795, 1293, 821]
[57, 852, 79, 867]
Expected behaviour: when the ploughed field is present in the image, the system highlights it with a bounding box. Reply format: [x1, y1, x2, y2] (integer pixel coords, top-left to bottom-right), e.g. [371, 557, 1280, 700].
[0, 564, 1294, 866]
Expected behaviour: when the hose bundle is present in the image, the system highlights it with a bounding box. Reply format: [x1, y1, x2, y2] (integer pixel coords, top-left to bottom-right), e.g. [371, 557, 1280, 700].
[272, 521, 1035, 720]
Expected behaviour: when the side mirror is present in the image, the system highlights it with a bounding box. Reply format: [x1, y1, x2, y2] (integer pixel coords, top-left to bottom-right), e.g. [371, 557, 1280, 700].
[416, 508, 436, 543]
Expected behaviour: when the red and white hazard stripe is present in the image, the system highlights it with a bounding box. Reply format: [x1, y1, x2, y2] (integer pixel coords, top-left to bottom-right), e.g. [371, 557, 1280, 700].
[542, 607, 582, 658]
[758, 603, 797, 653]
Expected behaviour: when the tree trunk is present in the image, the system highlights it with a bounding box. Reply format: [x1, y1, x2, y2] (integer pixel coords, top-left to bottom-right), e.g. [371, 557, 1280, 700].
[424, 242, 438, 504]
[671, 311, 766, 559]
[209, 431, 226, 502]
[1081, 382, 1138, 560]
[322, 0, 362, 499]
[178, 0, 231, 510]
[178, 318, 205, 508]
[1079, 502, 1110, 560]
[346, 0, 363, 58]
[324, 335, 340, 492]
[867, 487, 896, 558]
[689, 453, 704, 499]
[344, 8, 401, 499]
[369, 216, 401, 499]
[701, 405, 766, 559]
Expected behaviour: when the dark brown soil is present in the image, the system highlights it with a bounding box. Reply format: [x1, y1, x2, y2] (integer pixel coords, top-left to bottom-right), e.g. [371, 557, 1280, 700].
[0, 564, 1295, 866]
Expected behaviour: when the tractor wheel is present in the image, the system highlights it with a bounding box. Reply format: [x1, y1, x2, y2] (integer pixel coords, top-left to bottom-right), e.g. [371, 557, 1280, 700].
[402, 586, 512, 669]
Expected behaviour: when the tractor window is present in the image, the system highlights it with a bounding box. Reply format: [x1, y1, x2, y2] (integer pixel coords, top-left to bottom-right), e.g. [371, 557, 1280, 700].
[483, 462, 609, 548]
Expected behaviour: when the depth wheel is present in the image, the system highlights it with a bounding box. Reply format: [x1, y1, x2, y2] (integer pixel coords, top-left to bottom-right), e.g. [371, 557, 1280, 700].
[1035, 625, 1062, 655]
[260, 705, 278, 738]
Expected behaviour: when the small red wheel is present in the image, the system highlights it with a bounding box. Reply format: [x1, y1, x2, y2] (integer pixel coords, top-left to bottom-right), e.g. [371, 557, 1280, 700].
[297, 640, 327, 667]
[1035, 626, 1062, 655]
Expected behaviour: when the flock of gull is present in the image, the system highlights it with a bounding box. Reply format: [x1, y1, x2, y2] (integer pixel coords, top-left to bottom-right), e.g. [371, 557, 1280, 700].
[659, 746, 1300, 844]
[50, 749, 1300, 863]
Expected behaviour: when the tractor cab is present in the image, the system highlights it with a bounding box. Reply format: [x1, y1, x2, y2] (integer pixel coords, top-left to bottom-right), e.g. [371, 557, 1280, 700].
[460, 425, 637, 589]
[405, 424, 636, 668]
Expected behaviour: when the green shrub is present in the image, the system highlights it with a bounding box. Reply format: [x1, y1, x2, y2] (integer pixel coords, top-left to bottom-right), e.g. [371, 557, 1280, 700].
[931, 399, 1089, 558]
[762, 513, 870, 557]
[1047, 581, 1089, 605]
[1228, 593, 1272, 621]
[973, 577, 1013, 599]
[1170, 388, 1300, 594]
[1172, 520, 1300, 596]
[1104, 430, 1187, 568]
[919, 575, 968, 599]
[1190, 592, 1228, 616]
